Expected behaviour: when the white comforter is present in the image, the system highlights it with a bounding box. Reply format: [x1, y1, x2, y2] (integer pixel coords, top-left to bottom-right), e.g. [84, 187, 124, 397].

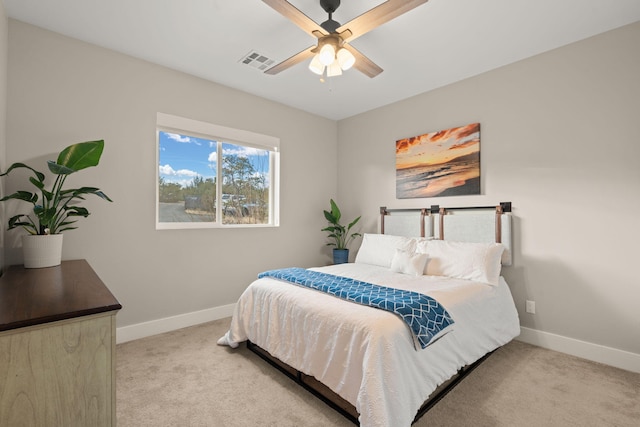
[219, 263, 520, 427]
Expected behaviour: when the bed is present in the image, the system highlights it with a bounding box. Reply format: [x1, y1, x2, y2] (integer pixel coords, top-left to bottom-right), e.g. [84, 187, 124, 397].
[218, 203, 520, 427]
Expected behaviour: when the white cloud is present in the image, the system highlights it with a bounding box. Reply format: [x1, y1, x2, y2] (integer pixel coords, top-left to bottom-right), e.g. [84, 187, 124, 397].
[223, 145, 266, 158]
[175, 178, 196, 188]
[208, 151, 217, 162]
[252, 171, 269, 188]
[159, 164, 209, 188]
[159, 164, 199, 177]
[166, 133, 191, 143]
[159, 164, 175, 175]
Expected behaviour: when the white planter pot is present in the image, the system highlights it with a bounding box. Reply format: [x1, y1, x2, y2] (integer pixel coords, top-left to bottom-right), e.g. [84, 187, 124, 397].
[22, 234, 64, 268]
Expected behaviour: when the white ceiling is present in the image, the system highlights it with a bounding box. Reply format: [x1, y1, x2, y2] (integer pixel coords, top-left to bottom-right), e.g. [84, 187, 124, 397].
[4, 0, 640, 120]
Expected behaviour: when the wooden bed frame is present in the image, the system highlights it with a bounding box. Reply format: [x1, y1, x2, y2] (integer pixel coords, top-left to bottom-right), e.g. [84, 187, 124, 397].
[247, 202, 512, 425]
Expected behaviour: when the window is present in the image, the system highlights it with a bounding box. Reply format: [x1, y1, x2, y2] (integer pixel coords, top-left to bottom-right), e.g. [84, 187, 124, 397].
[156, 113, 279, 229]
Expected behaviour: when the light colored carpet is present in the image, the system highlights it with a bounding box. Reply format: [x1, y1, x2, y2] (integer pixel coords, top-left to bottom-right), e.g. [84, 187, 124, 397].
[116, 318, 640, 426]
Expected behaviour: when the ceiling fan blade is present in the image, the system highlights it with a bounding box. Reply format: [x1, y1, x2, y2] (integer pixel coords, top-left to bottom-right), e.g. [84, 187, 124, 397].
[262, 0, 327, 37]
[338, 0, 429, 43]
[264, 46, 316, 75]
[342, 44, 383, 78]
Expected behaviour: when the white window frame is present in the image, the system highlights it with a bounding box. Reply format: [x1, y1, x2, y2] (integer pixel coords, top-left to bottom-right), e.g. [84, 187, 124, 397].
[156, 112, 280, 230]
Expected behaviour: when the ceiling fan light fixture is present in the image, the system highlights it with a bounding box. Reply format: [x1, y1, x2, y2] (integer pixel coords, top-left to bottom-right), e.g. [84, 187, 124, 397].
[309, 55, 325, 75]
[336, 48, 355, 70]
[318, 43, 336, 66]
[327, 61, 343, 77]
[263, 0, 429, 78]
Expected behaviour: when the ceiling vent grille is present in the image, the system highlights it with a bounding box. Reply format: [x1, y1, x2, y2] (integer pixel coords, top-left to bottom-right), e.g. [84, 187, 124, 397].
[239, 51, 276, 71]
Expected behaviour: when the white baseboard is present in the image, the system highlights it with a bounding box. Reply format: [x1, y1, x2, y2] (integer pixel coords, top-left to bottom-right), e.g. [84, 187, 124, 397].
[517, 326, 640, 374]
[116, 309, 640, 374]
[116, 303, 236, 344]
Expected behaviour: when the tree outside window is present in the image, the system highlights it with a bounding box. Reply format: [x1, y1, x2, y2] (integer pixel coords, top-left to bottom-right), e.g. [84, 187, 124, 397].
[156, 114, 279, 229]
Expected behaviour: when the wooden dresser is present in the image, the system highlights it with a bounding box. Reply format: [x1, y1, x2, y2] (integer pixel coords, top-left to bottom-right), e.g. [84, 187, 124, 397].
[0, 259, 122, 427]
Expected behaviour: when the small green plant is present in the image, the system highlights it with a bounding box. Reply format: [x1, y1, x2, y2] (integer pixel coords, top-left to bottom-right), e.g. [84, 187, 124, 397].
[322, 199, 361, 249]
[0, 140, 112, 235]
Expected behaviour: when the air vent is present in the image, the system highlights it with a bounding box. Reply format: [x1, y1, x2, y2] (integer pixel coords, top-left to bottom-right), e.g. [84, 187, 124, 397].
[239, 50, 276, 71]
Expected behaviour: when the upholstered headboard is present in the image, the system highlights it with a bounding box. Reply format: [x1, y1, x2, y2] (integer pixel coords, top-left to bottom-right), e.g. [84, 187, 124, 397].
[380, 202, 513, 266]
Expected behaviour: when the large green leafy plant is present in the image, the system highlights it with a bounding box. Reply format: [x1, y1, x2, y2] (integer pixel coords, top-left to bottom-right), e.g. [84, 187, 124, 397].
[0, 140, 112, 235]
[322, 199, 361, 250]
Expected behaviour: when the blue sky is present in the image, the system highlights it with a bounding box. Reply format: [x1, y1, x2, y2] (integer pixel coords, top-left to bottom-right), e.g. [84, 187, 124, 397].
[158, 131, 269, 188]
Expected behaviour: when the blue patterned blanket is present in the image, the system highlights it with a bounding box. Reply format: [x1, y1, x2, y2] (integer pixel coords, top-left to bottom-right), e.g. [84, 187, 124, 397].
[257, 268, 454, 349]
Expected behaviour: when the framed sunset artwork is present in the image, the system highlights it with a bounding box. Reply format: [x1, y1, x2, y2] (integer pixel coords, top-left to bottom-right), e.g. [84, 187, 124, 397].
[396, 123, 481, 199]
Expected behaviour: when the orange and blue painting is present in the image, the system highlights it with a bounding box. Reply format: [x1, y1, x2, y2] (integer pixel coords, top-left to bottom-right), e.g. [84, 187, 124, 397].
[396, 123, 480, 198]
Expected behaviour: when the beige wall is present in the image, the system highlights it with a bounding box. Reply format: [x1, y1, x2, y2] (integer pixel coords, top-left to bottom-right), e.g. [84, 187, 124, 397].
[5, 15, 639, 364]
[0, 4, 7, 274]
[5, 20, 338, 327]
[338, 22, 640, 356]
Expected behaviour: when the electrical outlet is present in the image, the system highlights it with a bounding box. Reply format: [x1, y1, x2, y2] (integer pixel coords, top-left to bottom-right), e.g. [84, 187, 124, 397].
[526, 300, 536, 314]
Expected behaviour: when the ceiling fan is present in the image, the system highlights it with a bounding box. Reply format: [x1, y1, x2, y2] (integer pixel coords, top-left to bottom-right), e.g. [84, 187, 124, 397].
[262, 0, 429, 78]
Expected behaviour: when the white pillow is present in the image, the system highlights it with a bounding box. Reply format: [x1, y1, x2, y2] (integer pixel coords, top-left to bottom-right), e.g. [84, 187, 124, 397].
[355, 233, 416, 268]
[416, 240, 504, 286]
[390, 249, 428, 276]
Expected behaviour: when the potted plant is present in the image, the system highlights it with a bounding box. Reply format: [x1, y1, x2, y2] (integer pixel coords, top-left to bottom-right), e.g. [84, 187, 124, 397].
[0, 140, 112, 268]
[322, 199, 361, 264]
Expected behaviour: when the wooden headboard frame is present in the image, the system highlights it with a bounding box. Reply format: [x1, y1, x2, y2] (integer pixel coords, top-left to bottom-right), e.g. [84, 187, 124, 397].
[379, 202, 513, 265]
